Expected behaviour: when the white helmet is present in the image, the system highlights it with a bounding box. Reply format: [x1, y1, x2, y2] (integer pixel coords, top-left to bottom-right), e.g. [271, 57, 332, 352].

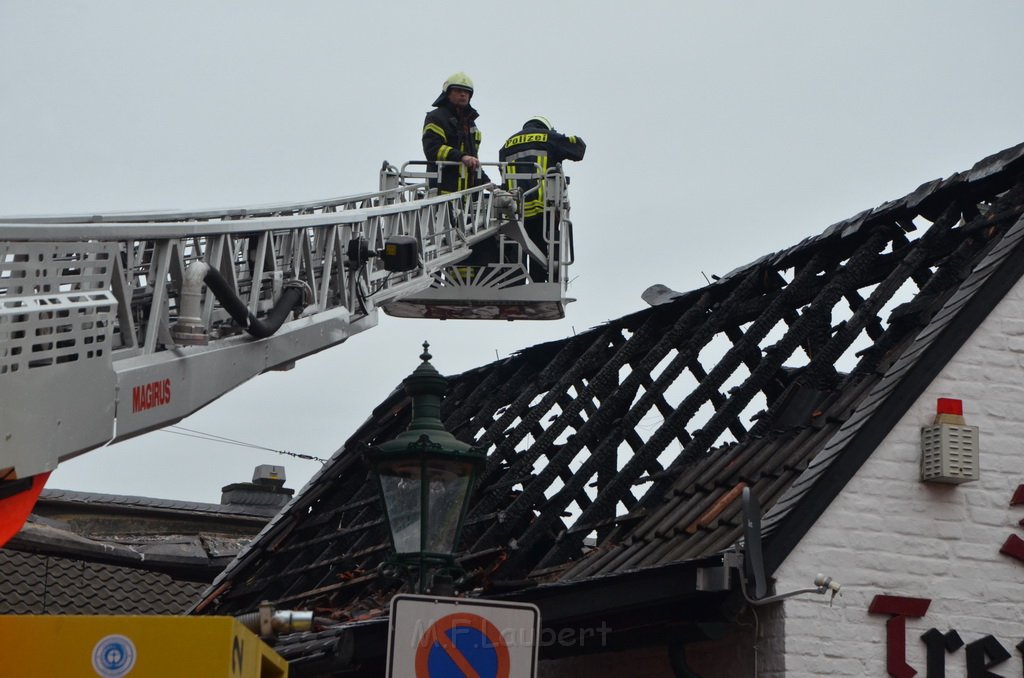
[442, 72, 474, 94]
[524, 116, 552, 130]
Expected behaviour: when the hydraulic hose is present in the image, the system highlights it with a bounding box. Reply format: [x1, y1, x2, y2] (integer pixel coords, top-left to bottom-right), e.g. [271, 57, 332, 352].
[202, 265, 306, 339]
[174, 261, 306, 343]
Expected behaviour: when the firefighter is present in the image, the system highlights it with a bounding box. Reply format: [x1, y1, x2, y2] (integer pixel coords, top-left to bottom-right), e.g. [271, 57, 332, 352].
[499, 117, 586, 281]
[422, 72, 491, 194]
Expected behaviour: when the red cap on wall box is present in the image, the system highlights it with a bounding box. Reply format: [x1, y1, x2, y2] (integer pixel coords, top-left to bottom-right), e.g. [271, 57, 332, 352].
[936, 398, 963, 416]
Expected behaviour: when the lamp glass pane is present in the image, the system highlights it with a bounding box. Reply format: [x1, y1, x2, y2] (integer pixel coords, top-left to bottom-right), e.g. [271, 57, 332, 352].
[424, 460, 474, 554]
[378, 464, 422, 554]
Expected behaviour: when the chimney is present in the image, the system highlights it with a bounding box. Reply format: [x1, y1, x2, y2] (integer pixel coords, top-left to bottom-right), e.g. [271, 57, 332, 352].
[221, 465, 295, 508]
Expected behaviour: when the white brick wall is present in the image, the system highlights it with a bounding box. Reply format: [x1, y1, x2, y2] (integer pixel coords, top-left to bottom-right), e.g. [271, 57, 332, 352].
[773, 278, 1024, 677]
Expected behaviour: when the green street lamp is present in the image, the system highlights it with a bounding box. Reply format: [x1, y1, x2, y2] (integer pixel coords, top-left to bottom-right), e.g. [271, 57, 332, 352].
[366, 342, 485, 593]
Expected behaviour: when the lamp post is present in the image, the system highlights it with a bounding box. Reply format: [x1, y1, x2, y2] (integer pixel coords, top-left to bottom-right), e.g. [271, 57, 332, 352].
[366, 342, 485, 593]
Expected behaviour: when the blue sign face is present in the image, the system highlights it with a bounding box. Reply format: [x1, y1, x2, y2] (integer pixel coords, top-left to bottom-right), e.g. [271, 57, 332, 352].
[425, 625, 501, 677]
[411, 609, 514, 678]
[91, 634, 137, 678]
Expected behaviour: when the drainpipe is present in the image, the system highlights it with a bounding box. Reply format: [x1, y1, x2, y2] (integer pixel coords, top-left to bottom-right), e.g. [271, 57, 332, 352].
[667, 642, 704, 678]
[235, 601, 314, 638]
[666, 624, 727, 678]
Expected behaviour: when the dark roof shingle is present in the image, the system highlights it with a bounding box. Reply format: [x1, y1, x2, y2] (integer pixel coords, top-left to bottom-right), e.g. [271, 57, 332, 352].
[0, 550, 205, 615]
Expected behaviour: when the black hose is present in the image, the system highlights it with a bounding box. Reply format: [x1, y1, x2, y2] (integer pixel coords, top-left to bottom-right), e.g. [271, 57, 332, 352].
[203, 266, 305, 339]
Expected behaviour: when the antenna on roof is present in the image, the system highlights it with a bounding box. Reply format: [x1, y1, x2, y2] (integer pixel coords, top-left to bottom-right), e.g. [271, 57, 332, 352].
[742, 486, 768, 599]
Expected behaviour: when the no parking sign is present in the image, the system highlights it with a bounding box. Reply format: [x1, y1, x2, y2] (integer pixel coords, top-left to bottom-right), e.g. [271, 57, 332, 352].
[387, 594, 540, 677]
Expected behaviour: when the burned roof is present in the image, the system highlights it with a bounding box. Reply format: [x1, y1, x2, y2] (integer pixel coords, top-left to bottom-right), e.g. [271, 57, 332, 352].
[194, 142, 1024, 667]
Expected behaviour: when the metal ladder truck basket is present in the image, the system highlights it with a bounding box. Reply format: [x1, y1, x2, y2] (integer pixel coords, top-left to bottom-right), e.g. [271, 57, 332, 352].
[379, 160, 576, 321]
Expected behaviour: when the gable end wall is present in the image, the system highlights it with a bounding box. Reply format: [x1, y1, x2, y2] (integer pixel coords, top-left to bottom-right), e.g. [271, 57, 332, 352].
[772, 277, 1024, 676]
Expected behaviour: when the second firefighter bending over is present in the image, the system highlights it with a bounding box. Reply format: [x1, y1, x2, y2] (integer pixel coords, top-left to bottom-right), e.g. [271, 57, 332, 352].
[500, 116, 586, 281]
[422, 72, 491, 193]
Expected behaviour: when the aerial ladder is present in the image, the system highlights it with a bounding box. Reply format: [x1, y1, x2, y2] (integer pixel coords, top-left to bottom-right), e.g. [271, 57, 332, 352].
[0, 160, 576, 543]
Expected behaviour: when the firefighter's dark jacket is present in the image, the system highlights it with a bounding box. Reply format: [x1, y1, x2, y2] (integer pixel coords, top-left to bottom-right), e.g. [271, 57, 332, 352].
[422, 100, 490, 193]
[499, 122, 586, 218]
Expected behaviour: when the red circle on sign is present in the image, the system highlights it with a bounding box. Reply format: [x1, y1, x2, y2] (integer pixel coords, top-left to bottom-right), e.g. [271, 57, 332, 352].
[414, 612, 511, 678]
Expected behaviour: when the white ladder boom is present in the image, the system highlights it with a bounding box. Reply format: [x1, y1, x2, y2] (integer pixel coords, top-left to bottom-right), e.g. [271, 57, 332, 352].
[0, 174, 503, 479]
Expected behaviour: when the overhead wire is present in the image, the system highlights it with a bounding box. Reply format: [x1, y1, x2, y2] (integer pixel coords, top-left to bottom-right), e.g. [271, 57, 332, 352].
[163, 426, 329, 464]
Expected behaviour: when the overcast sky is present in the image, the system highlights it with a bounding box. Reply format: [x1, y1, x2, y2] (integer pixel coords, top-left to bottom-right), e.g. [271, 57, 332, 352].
[3, 2, 1023, 503]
